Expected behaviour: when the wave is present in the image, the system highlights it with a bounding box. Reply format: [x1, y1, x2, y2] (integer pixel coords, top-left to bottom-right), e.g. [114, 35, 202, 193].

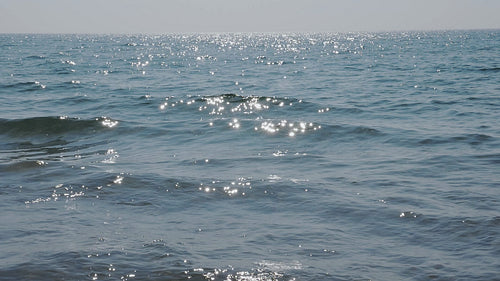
[0, 160, 49, 172]
[1, 81, 47, 92]
[0, 116, 120, 166]
[0, 116, 119, 137]
[310, 123, 384, 142]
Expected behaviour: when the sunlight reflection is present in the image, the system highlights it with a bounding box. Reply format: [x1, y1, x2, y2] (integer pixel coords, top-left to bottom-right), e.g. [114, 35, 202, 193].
[101, 118, 118, 128]
[113, 175, 123, 184]
[197, 178, 251, 197]
[228, 118, 240, 129]
[158, 94, 321, 137]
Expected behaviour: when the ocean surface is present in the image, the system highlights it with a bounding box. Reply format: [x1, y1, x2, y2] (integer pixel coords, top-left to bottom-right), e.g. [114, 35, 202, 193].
[1, 31, 499, 280]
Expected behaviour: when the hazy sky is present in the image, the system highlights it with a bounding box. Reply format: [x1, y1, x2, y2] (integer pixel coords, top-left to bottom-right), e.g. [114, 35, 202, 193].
[1, 0, 499, 33]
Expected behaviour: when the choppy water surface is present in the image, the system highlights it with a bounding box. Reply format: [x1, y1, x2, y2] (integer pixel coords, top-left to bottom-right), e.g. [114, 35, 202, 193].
[1, 31, 499, 280]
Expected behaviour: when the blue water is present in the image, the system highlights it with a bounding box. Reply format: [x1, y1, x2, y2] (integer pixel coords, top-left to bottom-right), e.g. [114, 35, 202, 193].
[1, 31, 499, 280]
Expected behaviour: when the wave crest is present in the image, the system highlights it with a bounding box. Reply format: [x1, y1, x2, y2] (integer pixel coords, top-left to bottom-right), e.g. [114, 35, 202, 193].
[0, 116, 118, 137]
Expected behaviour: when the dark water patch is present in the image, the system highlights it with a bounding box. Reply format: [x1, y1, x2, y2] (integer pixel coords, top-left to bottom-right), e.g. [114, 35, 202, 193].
[466, 96, 482, 101]
[477, 67, 500, 72]
[472, 153, 500, 164]
[418, 133, 493, 146]
[431, 99, 458, 105]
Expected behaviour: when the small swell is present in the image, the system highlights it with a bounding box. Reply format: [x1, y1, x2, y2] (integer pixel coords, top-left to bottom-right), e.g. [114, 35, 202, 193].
[349, 126, 382, 136]
[313, 124, 384, 141]
[52, 95, 94, 106]
[329, 106, 364, 114]
[0, 160, 48, 172]
[418, 134, 493, 146]
[2, 81, 46, 91]
[0, 116, 118, 137]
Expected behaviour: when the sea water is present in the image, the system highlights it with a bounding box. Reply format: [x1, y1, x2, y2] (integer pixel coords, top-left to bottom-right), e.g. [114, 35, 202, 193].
[0, 31, 499, 280]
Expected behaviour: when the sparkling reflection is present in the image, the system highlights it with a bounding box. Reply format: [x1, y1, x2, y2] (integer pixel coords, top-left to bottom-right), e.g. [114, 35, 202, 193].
[100, 117, 118, 128]
[198, 177, 251, 197]
[158, 93, 321, 137]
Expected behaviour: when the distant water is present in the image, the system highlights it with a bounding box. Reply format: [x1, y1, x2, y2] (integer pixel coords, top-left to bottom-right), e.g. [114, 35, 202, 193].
[1, 31, 499, 281]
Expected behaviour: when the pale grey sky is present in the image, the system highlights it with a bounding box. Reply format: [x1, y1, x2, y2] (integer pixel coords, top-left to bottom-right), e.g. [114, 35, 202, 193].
[1, 0, 499, 33]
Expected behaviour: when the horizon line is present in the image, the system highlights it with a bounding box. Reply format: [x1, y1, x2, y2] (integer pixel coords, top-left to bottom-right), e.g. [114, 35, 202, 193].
[1, 27, 499, 36]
